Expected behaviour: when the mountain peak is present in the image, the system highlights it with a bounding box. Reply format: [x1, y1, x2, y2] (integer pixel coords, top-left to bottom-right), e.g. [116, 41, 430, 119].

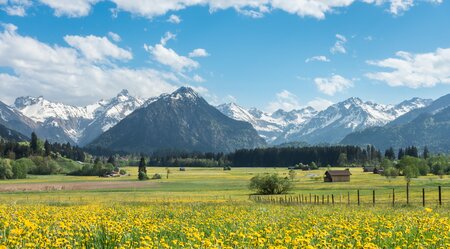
[168, 87, 200, 101]
[117, 89, 129, 96]
[14, 96, 45, 109]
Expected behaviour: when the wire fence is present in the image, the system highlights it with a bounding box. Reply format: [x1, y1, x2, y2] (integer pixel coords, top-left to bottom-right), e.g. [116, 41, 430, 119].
[250, 185, 449, 208]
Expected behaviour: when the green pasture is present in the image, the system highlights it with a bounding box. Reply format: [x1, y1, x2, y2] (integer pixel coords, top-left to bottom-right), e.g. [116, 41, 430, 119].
[0, 166, 449, 207]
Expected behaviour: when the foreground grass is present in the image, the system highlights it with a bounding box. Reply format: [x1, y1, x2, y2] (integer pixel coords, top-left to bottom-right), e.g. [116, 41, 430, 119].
[0, 200, 449, 249]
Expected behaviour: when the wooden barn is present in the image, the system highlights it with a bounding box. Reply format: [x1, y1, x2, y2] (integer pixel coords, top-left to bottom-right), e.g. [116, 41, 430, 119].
[324, 169, 351, 182]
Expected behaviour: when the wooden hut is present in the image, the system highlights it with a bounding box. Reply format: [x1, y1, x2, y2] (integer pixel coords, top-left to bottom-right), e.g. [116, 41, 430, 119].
[363, 166, 375, 172]
[324, 169, 351, 182]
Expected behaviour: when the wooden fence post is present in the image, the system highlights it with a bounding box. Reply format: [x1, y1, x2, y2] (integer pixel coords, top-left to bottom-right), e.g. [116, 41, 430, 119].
[406, 182, 410, 205]
[332, 194, 335, 205]
[422, 188, 425, 207]
[322, 195, 324, 205]
[357, 190, 360, 206]
[392, 188, 395, 207]
[347, 192, 350, 205]
[373, 190, 375, 206]
[438, 186, 442, 206]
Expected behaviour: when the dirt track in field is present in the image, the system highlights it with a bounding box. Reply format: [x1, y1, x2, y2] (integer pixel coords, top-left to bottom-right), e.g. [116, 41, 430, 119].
[0, 181, 157, 192]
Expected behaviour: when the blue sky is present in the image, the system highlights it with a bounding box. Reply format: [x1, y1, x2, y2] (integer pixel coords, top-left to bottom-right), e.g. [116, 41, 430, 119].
[0, 0, 449, 112]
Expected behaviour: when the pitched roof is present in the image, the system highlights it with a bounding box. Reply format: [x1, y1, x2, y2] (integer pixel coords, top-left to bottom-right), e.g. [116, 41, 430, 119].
[325, 170, 351, 176]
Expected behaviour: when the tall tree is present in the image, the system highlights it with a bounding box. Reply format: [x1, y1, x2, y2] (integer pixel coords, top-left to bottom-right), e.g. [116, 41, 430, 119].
[44, 140, 51, 157]
[30, 132, 38, 155]
[423, 146, 430, 159]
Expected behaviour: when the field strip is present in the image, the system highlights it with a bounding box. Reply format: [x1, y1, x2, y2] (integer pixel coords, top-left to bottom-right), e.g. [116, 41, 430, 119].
[0, 181, 158, 192]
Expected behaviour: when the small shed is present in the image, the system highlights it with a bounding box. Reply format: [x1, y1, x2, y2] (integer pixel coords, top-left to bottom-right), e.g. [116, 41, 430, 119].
[324, 169, 351, 182]
[374, 168, 384, 175]
[363, 166, 375, 172]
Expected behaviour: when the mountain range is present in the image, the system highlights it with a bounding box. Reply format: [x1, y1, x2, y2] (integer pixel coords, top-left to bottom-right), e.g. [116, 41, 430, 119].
[341, 94, 450, 152]
[88, 87, 266, 153]
[8, 90, 144, 146]
[1, 86, 449, 153]
[218, 97, 432, 145]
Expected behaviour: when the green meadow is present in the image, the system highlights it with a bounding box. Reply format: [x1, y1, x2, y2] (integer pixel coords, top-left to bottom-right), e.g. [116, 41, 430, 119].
[0, 167, 449, 207]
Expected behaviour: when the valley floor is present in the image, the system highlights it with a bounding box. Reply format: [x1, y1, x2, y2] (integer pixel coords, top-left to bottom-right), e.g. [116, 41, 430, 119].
[0, 167, 449, 248]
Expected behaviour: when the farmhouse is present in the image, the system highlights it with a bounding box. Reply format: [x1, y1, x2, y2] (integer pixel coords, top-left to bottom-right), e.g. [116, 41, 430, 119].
[363, 166, 375, 172]
[324, 169, 351, 182]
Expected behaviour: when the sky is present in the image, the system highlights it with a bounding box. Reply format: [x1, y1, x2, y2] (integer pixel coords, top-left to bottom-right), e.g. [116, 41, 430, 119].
[0, 0, 450, 112]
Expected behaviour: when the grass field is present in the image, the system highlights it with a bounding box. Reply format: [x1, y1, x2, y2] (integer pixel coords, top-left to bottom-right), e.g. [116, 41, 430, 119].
[0, 167, 449, 248]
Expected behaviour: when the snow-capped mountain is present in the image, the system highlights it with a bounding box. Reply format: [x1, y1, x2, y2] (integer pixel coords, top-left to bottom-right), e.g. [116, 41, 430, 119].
[79, 90, 145, 145]
[88, 87, 266, 153]
[13, 90, 145, 145]
[216, 103, 317, 143]
[274, 97, 432, 145]
[0, 100, 37, 138]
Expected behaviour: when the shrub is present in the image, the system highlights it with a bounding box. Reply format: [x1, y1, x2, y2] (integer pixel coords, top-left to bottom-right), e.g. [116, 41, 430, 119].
[223, 166, 231, 171]
[29, 156, 61, 175]
[11, 158, 34, 179]
[152, 173, 162, 180]
[0, 159, 13, 180]
[138, 171, 149, 181]
[119, 169, 127, 175]
[249, 173, 292, 195]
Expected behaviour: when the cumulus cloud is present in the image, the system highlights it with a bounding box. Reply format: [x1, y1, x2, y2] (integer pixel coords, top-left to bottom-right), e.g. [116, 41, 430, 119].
[314, 75, 354, 95]
[189, 48, 209, 58]
[330, 34, 347, 54]
[0, 23, 178, 105]
[167, 14, 181, 24]
[38, 0, 100, 17]
[107, 31, 121, 42]
[31, 0, 441, 19]
[1, 0, 31, 16]
[192, 74, 205, 82]
[64, 35, 132, 62]
[305, 55, 330, 63]
[366, 48, 450, 88]
[144, 32, 200, 72]
[267, 90, 302, 112]
[307, 98, 334, 111]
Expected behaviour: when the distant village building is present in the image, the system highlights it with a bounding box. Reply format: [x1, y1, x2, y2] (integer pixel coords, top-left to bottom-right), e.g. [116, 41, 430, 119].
[324, 169, 351, 182]
[363, 166, 384, 175]
[363, 166, 375, 173]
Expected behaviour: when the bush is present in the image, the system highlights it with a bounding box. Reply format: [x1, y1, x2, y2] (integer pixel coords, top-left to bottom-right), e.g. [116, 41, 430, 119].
[11, 158, 34, 179]
[223, 166, 231, 171]
[151, 173, 162, 179]
[29, 156, 61, 175]
[119, 169, 127, 175]
[0, 159, 13, 180]
[138, 171, 149, 181]
[249, 173, 293, 195]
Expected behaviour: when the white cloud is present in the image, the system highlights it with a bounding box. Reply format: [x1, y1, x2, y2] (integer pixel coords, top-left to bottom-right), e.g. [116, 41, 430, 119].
[366, 48, 450, 88]
[307, 98, 334, 111]
[305, 55, 330, 63]
[192, 74, 205, 82]
[1, 0, 31, 16]
[189, 48, 209, 58]
[38, 0, 100, 17]
[314, 75, 354, 95]
[267, 90, 302, 112]
[107, 31, 121, 42]
[64, 35, 132, 62]
[33, 0, 441, 19]
[0, 23, 178, 105]
[144, 32, 200, 72]
[330, 34, 347, 54]
[167, 14, 181, 24]
[160, 31, 176, 46]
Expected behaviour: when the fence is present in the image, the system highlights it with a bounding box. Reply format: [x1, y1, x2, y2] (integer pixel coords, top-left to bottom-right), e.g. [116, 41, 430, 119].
[250, 185, 448, 208]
